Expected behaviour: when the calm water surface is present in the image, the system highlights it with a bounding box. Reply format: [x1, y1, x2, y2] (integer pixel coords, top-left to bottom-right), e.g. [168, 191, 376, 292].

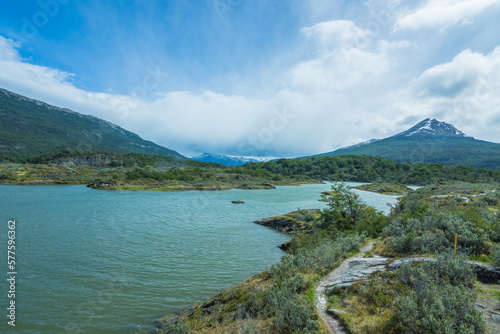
[0, 182, 398, 333]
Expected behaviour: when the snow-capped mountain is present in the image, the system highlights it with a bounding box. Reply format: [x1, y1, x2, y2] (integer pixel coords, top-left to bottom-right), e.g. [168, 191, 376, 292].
[392, 118, 472, 138]
[191, 153, 269, 166]
[309, 118, 499, 169]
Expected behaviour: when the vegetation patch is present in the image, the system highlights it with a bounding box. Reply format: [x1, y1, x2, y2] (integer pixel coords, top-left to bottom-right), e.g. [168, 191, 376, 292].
[253, 209, 321, 234]
[382, 182, 499, 258]
[329, 254, 484, 333]
[353, 182, 414, 195]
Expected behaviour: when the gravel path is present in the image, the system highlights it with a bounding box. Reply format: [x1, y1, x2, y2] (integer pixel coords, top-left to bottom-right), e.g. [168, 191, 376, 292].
[315, 242, 374, 334]
[315, 244, 500, 334]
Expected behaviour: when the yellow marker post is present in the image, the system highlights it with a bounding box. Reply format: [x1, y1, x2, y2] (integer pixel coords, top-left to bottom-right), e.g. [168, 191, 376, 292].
[454, 234, 457, 254]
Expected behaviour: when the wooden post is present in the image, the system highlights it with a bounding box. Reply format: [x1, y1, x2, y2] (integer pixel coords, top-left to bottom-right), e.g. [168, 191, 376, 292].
[454, 234, 457, 254]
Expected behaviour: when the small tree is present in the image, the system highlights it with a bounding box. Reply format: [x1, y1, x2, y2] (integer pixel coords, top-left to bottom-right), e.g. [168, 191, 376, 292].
[320, 182, 361, 231]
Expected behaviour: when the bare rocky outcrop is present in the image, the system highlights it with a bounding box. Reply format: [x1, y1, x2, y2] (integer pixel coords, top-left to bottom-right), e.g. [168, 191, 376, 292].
[253, 209, 320, 233]
[58, 154, 112, 167]
[87, 180, 114, 189]
[325, 257, 389, 292]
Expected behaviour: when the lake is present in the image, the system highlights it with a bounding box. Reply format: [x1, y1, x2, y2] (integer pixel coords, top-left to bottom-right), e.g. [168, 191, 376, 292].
[0, 182, 399, 333]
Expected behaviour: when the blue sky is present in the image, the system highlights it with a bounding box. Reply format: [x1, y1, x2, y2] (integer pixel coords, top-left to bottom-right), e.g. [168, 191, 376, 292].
[1, 0, 500, 157]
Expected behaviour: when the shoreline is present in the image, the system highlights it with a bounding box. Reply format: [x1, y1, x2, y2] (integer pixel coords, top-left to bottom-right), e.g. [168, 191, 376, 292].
[0, 179, 324, 191]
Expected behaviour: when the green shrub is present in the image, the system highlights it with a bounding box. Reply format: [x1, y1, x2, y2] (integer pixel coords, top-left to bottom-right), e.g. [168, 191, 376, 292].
[383, 211, 487, 255]
[264, 275, 318, 334]
[393, 254, 484, 333]
[158, 322, 189, 334]
[271, 296, 318, 334]
[483, 192, 499, 206]
[292, 235, 363, 275]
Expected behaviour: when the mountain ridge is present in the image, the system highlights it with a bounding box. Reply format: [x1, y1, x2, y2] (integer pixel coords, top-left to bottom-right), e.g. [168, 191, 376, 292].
[191, 152, 268, 166]
[312, 118, 500, 169]
[0, 88, 185, 160]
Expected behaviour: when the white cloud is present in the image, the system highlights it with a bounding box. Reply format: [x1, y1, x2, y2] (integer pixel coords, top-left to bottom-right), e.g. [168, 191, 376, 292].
[1, 5, 500, 159]
[293, 19, 397, 94]
[1, 27, 404, 156]
[395, 0, 500, 30]
[386, 47, 500, 140]
[300, 20, 370, 50]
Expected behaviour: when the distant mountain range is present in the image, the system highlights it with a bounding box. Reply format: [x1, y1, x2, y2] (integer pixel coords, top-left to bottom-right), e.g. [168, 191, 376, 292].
[312, 118, 500, 169]
[191, 152, 268, 166]
[1, 88, 498, 170]
[0, 88, 185, 159]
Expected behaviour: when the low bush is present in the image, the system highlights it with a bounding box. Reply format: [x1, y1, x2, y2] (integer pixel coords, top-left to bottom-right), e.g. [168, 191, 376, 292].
[337, 253, 484, 333]
[383, 211, 487, 256]
[393, 254, 483, 333]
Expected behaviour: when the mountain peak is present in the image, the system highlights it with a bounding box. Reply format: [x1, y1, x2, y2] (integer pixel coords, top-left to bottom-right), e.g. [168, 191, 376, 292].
[393, 118, 472, 139]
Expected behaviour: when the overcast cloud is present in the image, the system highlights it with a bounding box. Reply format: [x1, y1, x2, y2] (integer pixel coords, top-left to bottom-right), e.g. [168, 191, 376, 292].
[0, 0, 499, 157]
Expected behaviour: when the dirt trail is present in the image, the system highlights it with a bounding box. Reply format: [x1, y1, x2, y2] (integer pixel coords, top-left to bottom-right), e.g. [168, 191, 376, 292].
[315, 242, 374, 334]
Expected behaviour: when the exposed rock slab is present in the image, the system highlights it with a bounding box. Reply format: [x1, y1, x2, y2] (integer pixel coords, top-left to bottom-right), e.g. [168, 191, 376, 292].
[326, 257, 388, 291]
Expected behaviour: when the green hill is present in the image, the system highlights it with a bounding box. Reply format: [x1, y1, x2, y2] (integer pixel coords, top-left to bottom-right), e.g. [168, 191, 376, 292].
[313, 119, 500, 169]
[0, 88, 185, 160]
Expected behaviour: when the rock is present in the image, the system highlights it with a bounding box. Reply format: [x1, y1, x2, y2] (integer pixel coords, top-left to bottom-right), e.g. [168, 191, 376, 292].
[327, 309, 348, 316]
[58, 154, 112, 167]
[254, 209, 320, 234]
[158, 315, 179, 327]
[254, 217, 297, 233]
[278, 241, 292, 251]
[472, 263, 500, 284]
[87, 180, 113, 189]
[236, 183, 276, 190]
[325, 255, 500, 292]
[326, 257, 389, 291]
[476, 303, 488, 309]
[387, 257, 435, 271]
[237, 184, 254, 190]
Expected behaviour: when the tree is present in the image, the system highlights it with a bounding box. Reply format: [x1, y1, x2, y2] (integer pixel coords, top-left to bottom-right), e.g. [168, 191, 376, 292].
[320, 182, 362, 231]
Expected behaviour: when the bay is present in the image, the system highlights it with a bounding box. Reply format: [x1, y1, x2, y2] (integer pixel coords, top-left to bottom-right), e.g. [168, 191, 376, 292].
[0, 182, 399, 333]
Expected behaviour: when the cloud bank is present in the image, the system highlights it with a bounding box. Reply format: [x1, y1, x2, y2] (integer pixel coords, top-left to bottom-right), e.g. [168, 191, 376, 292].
[0, 1, 499, 157]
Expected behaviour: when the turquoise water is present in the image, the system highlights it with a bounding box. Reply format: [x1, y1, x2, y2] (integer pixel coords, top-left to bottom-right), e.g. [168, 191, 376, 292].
[0, 183, 399, 333]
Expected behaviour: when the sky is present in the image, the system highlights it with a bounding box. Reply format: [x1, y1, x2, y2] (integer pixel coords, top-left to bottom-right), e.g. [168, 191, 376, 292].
[0, 0, 499, 158]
